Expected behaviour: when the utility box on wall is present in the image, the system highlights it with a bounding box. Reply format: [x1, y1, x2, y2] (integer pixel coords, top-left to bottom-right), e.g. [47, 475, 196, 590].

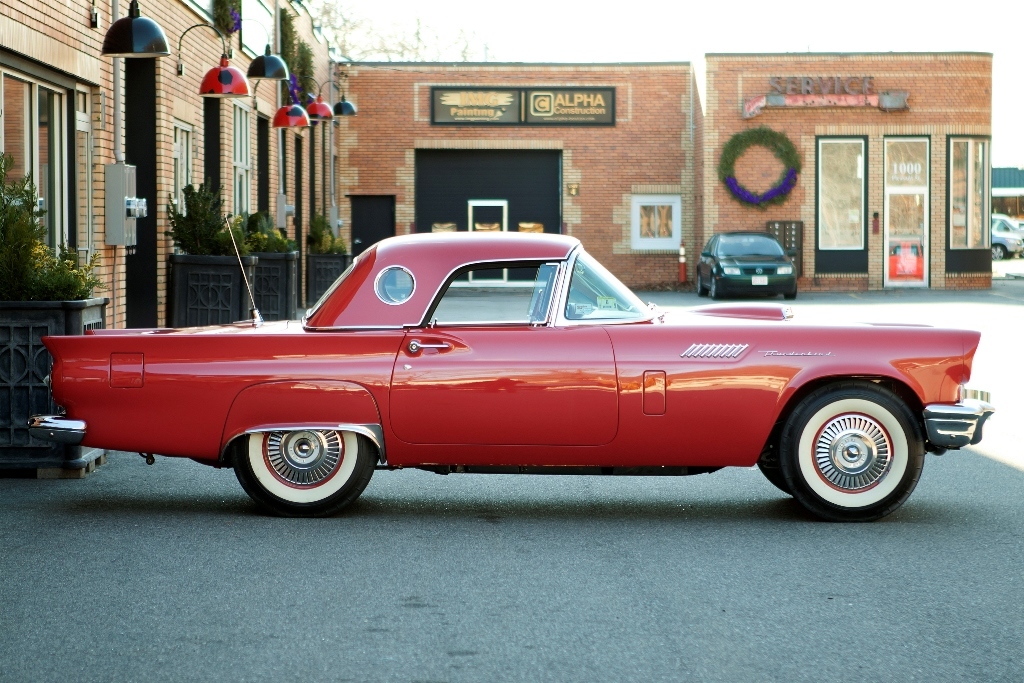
[104, 163, 147, 248]
[766, 221, 803, 277]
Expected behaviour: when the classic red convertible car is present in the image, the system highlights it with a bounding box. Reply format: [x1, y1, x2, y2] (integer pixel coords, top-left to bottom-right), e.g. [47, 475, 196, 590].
[30, 232, 993, 521]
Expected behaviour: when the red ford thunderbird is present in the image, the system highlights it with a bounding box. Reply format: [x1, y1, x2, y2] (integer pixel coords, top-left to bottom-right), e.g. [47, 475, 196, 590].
[30, 233, 994, 521]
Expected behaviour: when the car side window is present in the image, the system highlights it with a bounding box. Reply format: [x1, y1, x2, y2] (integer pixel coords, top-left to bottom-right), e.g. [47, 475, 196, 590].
[430, 263, 560, 326]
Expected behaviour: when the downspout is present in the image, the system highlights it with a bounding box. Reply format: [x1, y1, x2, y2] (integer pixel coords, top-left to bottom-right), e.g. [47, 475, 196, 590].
[111, 0, 122, 329]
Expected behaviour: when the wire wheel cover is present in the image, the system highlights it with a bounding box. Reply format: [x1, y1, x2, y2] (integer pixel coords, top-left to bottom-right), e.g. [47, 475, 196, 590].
[814, 414, 892, 491]
[265, 430, 342, 487]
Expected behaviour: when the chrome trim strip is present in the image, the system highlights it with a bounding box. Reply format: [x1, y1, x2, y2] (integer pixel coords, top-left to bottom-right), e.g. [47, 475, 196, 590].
[681, 343, 749, 359]
[303, 325, 407, 332]
[923, 398, 995, 449]
[28, 415, 87, 445]
[245, 423, 387, 465]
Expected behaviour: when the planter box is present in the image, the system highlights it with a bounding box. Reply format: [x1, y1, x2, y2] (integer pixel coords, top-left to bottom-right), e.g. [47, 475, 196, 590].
[252, 251, 298, 321]
[168, 254, 258, 328]
[306, 253, 352, 307]
[0, 298, 108, 470]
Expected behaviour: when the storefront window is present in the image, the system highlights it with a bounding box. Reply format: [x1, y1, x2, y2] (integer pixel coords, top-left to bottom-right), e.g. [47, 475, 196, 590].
[949, 138, 989, 249]
[173, 122, 193, 213]
[2, 76, 32, 179]
[630, 194, 681, 250]
[233, 104, 251, 215]
[817, 139, 864, 250]
[75, 91, 93, 260]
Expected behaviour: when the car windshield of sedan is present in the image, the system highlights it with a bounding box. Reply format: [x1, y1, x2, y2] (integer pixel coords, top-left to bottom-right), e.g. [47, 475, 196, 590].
[565, 252, 648, 321]
[718, 235, 785, 258]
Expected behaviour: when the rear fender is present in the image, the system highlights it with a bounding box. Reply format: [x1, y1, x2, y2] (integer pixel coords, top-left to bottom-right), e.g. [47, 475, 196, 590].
[221, 380, 383, 460]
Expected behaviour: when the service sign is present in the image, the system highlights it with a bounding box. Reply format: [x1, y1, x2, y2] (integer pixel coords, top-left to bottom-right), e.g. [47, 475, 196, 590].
[431, 87, 615, 125]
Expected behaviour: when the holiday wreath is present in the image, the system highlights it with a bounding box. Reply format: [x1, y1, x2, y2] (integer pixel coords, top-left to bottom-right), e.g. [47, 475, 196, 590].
[717, 126, 802, 208]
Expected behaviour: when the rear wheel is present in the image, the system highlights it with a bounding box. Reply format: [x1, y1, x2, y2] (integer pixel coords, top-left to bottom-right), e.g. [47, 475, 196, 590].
[233, 429, 375, 517]
[779, 381, 924, 522]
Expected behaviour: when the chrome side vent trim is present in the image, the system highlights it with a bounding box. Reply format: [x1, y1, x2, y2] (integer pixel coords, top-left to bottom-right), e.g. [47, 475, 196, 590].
[681, 343, 749, 359]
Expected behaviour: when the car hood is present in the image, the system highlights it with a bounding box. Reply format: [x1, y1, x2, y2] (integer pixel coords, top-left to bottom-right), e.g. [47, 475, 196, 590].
[718, 254, 791, 266]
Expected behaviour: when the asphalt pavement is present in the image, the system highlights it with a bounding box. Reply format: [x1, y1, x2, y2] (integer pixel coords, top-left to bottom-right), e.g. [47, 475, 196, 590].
[2, 282, 1022, 682]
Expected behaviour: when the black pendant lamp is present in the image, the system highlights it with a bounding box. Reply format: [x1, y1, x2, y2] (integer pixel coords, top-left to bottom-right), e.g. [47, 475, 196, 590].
[101, 0, 170, 58]
[333, 94, 357, 117]
[247, 45, 290, 81]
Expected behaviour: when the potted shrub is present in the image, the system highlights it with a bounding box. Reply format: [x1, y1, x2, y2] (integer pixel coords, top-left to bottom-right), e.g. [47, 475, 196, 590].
[0, 152, 107, 473]
[166, 183, 257, 327]
[306, 213, 350, 306]
[245, 211, 298, 321]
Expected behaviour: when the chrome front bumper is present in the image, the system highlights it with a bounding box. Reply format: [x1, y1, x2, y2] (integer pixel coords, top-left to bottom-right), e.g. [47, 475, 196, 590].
[28, 415, 87, 445]
[923, 396, 995, 449]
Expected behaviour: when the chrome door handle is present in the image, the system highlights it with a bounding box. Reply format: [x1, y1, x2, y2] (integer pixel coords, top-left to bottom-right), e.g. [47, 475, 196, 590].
[408, 340, 451, 353]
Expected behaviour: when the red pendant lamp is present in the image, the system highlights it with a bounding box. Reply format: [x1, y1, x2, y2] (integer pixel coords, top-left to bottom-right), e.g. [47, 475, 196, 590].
[306, 95, 333, 122]
[273, 103, 310, 128]
[176, 24, 250, 99]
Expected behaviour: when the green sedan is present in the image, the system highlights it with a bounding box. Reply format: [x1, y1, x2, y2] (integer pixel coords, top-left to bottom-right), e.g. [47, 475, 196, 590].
[696, 231, 798, 300]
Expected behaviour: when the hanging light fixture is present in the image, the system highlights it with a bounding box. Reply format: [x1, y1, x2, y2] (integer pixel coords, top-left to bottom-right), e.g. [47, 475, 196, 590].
[247, 45, 290, 81]
[101, 0, 170, 57]
[273, 103, 310, 128]
[176, 23, 250, 98]
[333, 94, 357, 117]
[307, 95, 333, 121]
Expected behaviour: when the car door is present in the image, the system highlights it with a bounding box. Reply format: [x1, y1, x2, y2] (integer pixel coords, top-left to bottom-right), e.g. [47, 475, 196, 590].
[388, 262, 618, 447]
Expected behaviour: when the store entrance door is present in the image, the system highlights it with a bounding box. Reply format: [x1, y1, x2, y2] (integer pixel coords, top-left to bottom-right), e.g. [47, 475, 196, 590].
[884, 138, 930, 287]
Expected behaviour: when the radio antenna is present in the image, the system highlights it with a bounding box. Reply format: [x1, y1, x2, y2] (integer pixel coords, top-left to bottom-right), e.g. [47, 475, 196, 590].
[226, 217, 263, 327]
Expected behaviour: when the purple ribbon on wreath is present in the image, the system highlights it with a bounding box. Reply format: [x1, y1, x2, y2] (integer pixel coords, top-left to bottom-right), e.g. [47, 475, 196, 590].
[725, 167, 798, 205]
[228, 8, 242, 34]
[288, 74, 302, 105]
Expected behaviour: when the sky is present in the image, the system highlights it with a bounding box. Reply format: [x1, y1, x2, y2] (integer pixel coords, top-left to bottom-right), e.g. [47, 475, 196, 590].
[347, 0, 1023, 167]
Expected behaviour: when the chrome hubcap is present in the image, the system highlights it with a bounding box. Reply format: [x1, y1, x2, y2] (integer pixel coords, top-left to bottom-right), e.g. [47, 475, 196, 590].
[814, 414, 892, 491]
[266, 430, 342, 486]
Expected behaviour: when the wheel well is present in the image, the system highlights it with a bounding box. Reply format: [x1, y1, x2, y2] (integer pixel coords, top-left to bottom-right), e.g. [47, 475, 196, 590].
[218, 431, 383, 468]
[758, 376, 924, 465]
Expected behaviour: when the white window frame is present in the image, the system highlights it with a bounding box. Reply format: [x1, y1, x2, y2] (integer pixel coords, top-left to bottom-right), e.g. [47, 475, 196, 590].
[75, 88, 93, 261]
[172, 120, 193, 214]
[948, 137, 990, 250]
[630, 194, 681, 251]
[817, 138, 865, 251]
[0, 68, 68, 248]
[883, 137, 930, 288]
[233, 103, 251, 216]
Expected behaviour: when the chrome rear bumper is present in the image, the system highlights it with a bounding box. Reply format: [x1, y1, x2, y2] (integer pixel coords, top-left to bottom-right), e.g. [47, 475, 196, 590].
[923, 397, 995, 449]
[28, 415, 87, 445]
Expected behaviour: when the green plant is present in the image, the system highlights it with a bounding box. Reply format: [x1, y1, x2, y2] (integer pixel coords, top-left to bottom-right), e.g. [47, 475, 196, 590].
[166, 183, 248, 256]
[244, 211, 295, 253]
[212, 0, 241, 38]
[0, 152, 100, 301]
[307, 214, 347, 254]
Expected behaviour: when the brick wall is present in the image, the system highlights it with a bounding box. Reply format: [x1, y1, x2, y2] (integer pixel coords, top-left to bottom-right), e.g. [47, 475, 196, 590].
[1, 0, 331, 324]
[342, 63, 702, 289]
[704, 52, 992, 291]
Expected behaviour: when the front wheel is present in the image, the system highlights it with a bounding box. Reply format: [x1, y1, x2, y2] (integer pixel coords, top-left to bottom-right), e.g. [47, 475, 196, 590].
[779, 381, 924, 522]
[992, 244, 1007, 260]
[709, 275, 723, 300]
[233, 429, 375, 517]
[696, 270, 708, 297]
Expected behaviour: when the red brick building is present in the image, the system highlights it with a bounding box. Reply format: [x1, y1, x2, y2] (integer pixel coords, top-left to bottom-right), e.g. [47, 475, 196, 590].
[703, 52, 993, 290]
[339, 63, 702, 289]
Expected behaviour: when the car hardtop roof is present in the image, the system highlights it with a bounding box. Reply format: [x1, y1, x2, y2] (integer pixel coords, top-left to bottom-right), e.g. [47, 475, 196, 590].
[304, 231, 581, 330]
[373, 231, 580, 262]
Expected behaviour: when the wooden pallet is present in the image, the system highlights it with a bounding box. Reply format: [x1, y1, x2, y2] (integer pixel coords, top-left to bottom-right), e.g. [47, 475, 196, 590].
[36, 452, 108, 479]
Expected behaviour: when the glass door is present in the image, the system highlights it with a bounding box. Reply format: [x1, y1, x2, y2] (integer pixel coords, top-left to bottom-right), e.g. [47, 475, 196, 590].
[884, 138, 929, 287]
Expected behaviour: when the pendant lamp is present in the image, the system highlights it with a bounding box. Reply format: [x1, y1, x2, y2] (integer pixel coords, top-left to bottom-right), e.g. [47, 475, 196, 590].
[101, 0, 170, 57]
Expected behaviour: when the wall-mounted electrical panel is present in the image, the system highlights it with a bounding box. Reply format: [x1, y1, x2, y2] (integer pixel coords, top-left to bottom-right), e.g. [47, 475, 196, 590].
[276, 192, 295, 230]
[104, 163, 147, 247]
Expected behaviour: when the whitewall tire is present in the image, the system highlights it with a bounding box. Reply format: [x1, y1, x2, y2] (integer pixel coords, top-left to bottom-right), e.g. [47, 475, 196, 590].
[780, 382, 924, 522]
[233, 429, 375, 517]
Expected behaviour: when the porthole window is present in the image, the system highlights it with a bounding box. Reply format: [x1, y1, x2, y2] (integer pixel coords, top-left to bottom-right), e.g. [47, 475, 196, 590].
[374, 266, 416, 305]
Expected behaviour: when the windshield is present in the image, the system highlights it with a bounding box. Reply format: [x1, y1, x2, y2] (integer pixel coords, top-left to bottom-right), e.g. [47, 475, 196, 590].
[564, 251, 648, 321]
[718, 234, 785, 258]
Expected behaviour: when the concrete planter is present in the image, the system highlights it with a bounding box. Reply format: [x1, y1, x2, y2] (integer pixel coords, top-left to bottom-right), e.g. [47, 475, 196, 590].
[167, 254, 258, 328]
[306, 253, 352, 307]
[252, 251, 299, 321]
[0, 298, 108, 470]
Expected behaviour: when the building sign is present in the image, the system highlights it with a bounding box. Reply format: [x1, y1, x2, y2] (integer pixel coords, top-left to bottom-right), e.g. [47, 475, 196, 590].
[743, 76, 908, 119]
[431, 87, 615, 125]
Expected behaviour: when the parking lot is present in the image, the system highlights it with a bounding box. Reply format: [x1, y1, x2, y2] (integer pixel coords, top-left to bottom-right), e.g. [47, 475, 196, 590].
[2, 281, 1022, 682]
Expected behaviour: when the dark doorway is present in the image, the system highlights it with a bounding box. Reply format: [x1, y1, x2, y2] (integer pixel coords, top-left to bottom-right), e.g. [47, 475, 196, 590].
[256, 116, 269, 213]
[309, 127, 316, 221]
[350, 196, 396, 256]
[415, 150, 561, 236]
[203, 98, 220, 194]
[124, 59, 157, 328]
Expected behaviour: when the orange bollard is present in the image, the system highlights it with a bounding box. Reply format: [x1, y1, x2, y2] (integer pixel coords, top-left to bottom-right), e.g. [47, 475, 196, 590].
[678, 245, 687, 282]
